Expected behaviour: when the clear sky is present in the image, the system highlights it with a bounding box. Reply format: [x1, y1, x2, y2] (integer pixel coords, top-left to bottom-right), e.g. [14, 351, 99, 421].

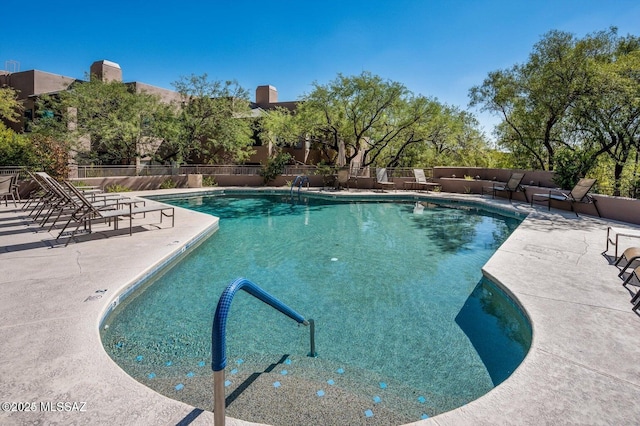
[2, 0, 639, 136]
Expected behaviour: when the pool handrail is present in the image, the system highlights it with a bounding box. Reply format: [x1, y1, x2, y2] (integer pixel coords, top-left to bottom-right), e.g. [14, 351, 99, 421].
[211, 277, 312, 426]
[290, 175, 310, 197]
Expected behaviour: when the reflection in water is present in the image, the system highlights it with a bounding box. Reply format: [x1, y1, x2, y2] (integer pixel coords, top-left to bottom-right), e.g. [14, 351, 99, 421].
[455, 277, 532, 385]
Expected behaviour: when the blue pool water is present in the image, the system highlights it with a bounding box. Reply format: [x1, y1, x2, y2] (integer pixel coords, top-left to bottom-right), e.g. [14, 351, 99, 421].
[101, 193, 531, 424]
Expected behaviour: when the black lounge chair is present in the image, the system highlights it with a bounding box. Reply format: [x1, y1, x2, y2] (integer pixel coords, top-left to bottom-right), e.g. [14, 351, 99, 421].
[483, 172, 527, 202]
[530, 178, 600, 217]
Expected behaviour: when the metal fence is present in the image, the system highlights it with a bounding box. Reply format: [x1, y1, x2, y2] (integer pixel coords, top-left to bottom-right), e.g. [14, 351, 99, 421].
[74, 164, 424, 178]
[3, 164, 429, 180]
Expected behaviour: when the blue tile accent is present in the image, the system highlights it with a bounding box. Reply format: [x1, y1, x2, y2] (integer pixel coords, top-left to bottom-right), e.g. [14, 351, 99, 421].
[317, 390, 325, 397]
[175, 384, 184, 391]
[364, 409, 374, 417]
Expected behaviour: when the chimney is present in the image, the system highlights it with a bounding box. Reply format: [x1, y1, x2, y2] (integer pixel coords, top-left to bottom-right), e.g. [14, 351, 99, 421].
[90, 60, 122, 82]
[256, 85, 278, 107]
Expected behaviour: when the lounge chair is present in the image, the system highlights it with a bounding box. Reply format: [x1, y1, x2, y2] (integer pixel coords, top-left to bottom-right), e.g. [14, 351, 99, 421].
[56, 181, 174, 245]
[349, 162, 362, 189]
[482, 172, 527, 202]
[405, 169, 441, 191]
[29, 172, 133, 229]
[530, 178, 600, 217]
[615, 247, 640, 278]
[375, 168, 396, 192]
[623, 266, 640, 306]
[335, 167, 350, 190]
[10, 173, 21, 202]
[605, 226, 640, 259]
[0, 175, 17, 207]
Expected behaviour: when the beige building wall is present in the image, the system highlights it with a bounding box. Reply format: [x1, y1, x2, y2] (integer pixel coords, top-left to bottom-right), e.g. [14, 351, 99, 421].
[90, 60, 122, 82]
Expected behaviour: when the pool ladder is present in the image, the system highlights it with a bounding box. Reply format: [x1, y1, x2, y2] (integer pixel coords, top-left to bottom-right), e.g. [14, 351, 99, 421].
[211, 277, 316, 426]
[290, 175, 310, 197]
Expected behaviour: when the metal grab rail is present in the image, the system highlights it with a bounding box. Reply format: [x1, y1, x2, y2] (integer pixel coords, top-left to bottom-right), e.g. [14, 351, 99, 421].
[211, 277, 313, 426]
[290, 175, 310, 197]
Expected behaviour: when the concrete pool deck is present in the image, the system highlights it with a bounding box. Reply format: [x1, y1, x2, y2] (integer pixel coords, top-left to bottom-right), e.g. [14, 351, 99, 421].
[0, 188, 639, 425]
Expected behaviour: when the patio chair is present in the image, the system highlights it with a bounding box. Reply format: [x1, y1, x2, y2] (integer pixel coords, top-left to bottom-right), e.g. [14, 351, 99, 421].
[349, 162, 362, 189]
[530, 178, 600, 217]
[615, 246, 640, 278]
[56, 181, 174, 246]
[604, 226, 640, 259]
[335, 167, 351, 190]
[482, 172, 527, 202]
[0, 175, 17, 207]
[10, 173, 21, 203]
[375, 168, 396, 192]
[405, 168, 441, 191]
[31, 172, 136, 231]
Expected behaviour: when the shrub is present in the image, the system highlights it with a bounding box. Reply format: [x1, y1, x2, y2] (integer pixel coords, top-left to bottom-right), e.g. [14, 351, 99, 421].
[106, 184, 131, 193]
[202, 175, 217, 187]
[259, 152, 291, 184]
[160, 178, 177, 189]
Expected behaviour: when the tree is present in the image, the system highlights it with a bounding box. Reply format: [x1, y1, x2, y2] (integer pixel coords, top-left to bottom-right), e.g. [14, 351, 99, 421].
[169, 75, 254, 164]
[265, 71, 487, 168]
[470, 30, 597, 171]
[33, 77, 173, 165]
[567, 31, 640, 195]
[0, 86, 22, 124]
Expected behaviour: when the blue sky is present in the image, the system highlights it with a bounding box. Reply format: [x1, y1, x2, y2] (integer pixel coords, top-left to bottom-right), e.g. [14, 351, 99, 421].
[3, 0, 639, 136]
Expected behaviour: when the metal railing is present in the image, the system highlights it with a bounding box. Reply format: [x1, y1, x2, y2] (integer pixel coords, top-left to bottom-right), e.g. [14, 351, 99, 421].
[211, 277, 314, 426]
[74, 164, 430, 179]
[290, 175, 310, 197]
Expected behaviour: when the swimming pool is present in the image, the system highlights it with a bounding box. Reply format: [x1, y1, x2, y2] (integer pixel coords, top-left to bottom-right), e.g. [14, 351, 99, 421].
[101, 193, 531, 425]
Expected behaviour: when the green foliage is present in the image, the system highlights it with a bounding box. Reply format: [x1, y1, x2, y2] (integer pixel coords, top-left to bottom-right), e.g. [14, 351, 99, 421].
[0, 86, 23, 123]
[259, 152, 291, 184]
[551, 147, 598, 189]
[0, 124, 38, 166]
[33, 78, 172, 165]
[105, 183, 131, 193]
[471, 27, 640, 196]
[288, 71, 489, 169]
[202, 175, 217, 187]
[170, 74, 254, 164]
[159, 178, 177, 189]
[0, 129, 70, 178]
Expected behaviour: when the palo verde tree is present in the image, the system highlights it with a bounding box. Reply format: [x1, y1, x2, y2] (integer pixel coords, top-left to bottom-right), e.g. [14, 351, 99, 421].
[261, 71, 486, 168]
[469, 29, 597, 171]
[34, 76, 172, 165]
[567, 29, 640, 195]
[168, 74, 254, 164]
